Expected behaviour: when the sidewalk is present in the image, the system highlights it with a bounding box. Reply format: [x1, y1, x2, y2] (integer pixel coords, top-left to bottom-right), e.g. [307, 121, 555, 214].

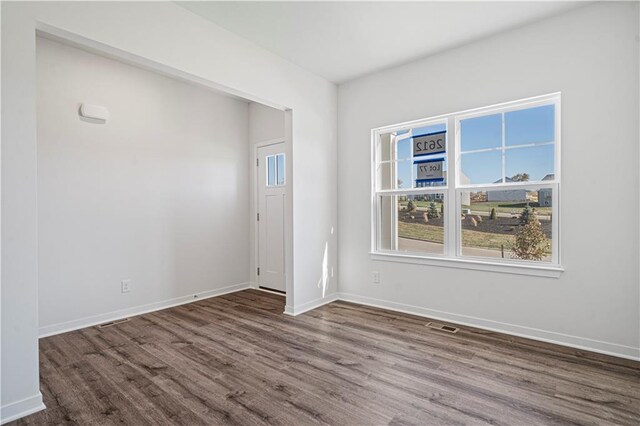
[398, 237, 508, 258]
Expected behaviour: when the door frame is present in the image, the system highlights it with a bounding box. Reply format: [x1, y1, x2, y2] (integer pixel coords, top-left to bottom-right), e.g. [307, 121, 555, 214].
[252, 138, 287, 293]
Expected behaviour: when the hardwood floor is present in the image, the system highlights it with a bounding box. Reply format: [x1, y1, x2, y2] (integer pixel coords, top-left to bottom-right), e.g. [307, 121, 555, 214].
[13, 289, 640, 425]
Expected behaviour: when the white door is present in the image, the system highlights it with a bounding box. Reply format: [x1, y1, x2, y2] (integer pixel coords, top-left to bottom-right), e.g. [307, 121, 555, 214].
[257, 143, 286, 293]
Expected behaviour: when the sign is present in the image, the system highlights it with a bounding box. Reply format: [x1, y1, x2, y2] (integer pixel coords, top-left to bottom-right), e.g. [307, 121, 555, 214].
[413, 131, 446, 157]
[415, 159, 444, 181]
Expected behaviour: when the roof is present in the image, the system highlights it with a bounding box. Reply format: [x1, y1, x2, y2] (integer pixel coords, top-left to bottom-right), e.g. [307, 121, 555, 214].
[493, 177, 515, 184]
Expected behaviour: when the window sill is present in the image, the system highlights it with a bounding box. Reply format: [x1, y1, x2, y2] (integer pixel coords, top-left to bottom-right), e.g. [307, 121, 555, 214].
[369, 252, 563, 278]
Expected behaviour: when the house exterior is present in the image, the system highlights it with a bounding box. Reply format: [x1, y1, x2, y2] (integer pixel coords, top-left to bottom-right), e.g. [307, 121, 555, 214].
[414, 171, 471, 205]
[537, 174, 555, 206]
[487, 177, 528, 202]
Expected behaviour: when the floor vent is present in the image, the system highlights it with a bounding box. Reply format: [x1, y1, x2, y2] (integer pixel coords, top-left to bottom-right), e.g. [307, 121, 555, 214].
[97, 318, 130, 329]
[426, 322, 459, 334]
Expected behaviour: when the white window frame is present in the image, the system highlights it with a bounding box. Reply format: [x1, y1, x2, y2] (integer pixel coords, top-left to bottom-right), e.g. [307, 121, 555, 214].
[370, 93, 563, 278]
[266, 153, 286, 187]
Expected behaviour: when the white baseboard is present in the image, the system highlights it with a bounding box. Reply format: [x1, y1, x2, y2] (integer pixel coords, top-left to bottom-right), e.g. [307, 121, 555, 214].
[284, 293, 339, 316]
[284, 304, 294, 315]
[39, 282, 251, 338]
[36, 282, 639, 360]
[1, 393, 45, 425]
[338, 292, 640, 361]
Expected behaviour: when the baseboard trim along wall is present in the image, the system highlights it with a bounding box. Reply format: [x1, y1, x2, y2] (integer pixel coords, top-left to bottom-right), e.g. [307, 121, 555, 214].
[1, 393, 46, 425]
[284, 293, 339, 316]
[338, 292, 640, 361]
[37, 283, 639, 360]
[38, 282, 251, 338]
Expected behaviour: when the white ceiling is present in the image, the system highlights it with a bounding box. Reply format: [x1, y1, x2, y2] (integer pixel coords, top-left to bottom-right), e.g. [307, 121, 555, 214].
[178, 1, 585, 84]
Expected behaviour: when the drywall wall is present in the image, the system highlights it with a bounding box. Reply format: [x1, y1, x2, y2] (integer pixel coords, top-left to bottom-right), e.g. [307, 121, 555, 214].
[338, 2, 639, 359]
[0, 4, 3, 420]
[1, 2, 337, 421]
[1, 4, 42, 422]
[36, 37, 250, 334]
[249, 102, 285, 143]
[248, 103, 285, 288]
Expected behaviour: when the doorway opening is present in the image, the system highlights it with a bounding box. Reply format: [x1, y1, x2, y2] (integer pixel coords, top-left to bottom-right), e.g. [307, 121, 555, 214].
[34, 28, 295, 340]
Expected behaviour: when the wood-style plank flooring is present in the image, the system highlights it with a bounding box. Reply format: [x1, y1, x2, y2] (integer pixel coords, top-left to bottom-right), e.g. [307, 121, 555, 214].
[14, 290, 640, 425]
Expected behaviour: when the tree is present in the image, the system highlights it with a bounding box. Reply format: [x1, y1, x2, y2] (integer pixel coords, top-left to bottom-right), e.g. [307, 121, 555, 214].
[407, 199, 416, 212]
[511, 173, 530, 182]
[427, 202, 439, 219]
[519, 204, 533, 225]
[512, 214, 549, 261]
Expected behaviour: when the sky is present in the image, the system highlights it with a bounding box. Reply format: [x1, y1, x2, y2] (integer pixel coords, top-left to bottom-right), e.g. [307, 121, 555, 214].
[393, 104, 555, 188]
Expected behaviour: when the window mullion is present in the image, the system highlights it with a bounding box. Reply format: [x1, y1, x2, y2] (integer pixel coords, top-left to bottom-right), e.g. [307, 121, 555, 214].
[447, 116, 458, 258]
[409, 129, 415, 186]
[552, 182, 560, 265]
[501, 111, 506, 183]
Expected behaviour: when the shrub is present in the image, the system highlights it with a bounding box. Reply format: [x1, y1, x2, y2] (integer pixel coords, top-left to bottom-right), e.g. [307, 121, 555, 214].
[489, 207, 497, 220]
[475, 215, 482, 223]
[440, 203, 444, 216]
[512, 214, 549, 261]
[427, 202, 439, 219]
[407, 199, 416, 212]
[469, 217, 478, 227]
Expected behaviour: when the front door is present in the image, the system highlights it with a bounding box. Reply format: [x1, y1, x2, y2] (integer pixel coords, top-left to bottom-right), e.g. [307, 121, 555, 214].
[257, 143, 286, 293]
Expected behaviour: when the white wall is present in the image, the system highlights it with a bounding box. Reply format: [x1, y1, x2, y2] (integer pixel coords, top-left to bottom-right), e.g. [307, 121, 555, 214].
[36, 37, 250, 334]
[338, 2, 639, 359]
[1, 2, 337, 421]
[248, 103, 285, 287]
[249, 102, 285, 143]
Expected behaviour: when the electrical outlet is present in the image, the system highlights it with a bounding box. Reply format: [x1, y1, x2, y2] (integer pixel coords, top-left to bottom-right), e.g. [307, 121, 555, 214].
[372, 271, 380, 284]
[121, 279, 131, 293]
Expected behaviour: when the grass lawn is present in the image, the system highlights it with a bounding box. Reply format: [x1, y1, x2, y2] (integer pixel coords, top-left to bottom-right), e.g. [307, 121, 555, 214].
[399, 200, 442, 209]
[398, 220, 550, 254]
[398, 221, 512, 249]
[461, 228, 514, 251]
[398, 200, 551, 216]
[398, 222, 444, 244]
[463, 201, 552, 216]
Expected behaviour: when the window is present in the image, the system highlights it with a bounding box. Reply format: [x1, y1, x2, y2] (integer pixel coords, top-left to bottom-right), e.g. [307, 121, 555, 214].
[267, 153, 285, 187]
[372, 94, 561, 275]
